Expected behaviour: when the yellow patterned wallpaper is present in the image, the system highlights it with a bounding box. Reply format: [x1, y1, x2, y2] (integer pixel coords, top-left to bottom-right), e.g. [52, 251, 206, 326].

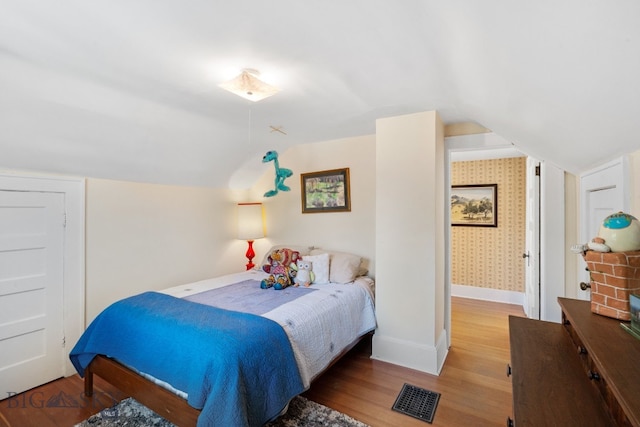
[451, 157, 526, 292]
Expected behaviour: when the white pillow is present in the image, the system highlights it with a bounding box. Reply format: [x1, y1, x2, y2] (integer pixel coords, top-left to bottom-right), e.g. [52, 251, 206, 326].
[330, 252, 362, 283]
[303, 253, 330, 284]
[310, 249, 363, 284]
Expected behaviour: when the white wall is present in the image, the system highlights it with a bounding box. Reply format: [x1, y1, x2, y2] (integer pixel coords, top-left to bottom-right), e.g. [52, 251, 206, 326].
[631, 150, 640, 214]
[248, 135, 377, 273]
[372, 111, 447, 375]
[84, 178, 245, 323]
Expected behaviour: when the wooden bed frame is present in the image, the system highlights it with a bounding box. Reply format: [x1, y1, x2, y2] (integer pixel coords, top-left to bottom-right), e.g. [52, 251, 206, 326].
[84, 332, 372, 426]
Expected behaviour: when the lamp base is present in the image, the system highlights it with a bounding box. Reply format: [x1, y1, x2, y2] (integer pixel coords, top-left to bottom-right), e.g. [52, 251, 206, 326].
[245, 240, 256, 270]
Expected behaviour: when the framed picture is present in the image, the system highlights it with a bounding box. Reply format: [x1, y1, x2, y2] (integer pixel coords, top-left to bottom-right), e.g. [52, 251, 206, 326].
[301, 168, 351, 213]
[451, 184, 498, 227]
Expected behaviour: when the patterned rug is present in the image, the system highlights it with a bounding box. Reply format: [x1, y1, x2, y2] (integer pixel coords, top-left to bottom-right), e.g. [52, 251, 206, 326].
[75, 395, 369, 427]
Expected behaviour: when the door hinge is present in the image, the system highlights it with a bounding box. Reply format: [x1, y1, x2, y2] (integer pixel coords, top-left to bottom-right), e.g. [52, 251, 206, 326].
[62, 336, 66, 348]
[535, 165, 541, 176]
[63, 213, 67, 228]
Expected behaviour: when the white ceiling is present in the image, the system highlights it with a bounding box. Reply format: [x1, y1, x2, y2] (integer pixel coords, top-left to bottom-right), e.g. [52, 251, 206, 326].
[1, 1, 639, 188]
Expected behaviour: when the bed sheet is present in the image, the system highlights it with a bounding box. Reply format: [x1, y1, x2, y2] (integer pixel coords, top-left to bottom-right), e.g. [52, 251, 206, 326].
[160, 269, 377, 391]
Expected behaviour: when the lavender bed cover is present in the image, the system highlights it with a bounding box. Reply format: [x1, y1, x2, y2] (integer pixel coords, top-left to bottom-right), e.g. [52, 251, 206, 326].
[161, 269, 377, 389]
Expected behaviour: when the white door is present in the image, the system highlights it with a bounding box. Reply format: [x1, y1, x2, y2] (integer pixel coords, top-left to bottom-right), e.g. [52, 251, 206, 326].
[0, 190, 65, 398]
[580, 158, 629, 301]
[524, 157, 541, 319]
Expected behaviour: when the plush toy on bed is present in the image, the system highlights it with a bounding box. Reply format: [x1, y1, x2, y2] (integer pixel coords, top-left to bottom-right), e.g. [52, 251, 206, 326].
[292, 259, 315, 287]
[260, 248, 301, 290]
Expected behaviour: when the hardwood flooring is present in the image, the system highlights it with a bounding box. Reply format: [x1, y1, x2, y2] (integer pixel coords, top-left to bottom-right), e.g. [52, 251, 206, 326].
[0, 297, 524, 427]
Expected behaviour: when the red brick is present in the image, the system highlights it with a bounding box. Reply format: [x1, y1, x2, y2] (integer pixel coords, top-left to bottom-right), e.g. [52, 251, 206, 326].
[604, 252, 629, 265]
[592, 301, 631, 320]
[591, 292, 606, 304]
[613, 265, 635, 278]
[627, 278, 640, 288]
[592, 263, 614, 275]
[616, 288, 630, 300]
[590, 272, 605, 284]
[593, 304, 611, 316]
[627, 253, 640, 267]
[598, 282, 618, 296]
[605, 275, 631, 289]
[616, 310, 632, 321]
[583, 251, 603, 263]
[608, 297, 630, 311]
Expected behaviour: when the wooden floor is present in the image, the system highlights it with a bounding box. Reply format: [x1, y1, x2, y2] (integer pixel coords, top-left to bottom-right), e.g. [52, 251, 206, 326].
[0, 297, 524, 427]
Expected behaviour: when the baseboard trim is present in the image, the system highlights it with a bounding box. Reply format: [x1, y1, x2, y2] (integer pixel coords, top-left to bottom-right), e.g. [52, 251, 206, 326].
[451, 284, 525, 307]
[371, 332, 447, 376]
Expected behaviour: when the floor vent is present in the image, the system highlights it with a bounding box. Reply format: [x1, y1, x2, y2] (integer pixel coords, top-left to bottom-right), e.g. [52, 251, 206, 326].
[392, 383, 440, 424]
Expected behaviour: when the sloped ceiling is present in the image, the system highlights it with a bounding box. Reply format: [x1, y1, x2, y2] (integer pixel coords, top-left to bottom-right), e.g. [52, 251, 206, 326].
[1, 1, 639, 188]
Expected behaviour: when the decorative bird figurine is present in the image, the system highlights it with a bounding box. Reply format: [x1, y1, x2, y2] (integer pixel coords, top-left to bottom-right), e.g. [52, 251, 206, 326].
[262, 150, 293, 197]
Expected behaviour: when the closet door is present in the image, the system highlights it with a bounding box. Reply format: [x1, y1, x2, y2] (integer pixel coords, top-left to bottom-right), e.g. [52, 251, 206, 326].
[0, 190, 65, 398]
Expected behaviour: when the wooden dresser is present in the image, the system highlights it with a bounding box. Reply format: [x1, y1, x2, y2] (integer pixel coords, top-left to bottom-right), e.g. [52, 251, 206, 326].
[508, 297, 640, 426]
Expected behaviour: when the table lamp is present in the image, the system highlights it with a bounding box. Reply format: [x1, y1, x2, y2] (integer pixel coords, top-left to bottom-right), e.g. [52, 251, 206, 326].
[237, 203, 265, 270]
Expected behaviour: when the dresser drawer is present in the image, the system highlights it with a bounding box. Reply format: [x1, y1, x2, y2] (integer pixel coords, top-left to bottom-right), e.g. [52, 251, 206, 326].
[562, 310, 634, 426]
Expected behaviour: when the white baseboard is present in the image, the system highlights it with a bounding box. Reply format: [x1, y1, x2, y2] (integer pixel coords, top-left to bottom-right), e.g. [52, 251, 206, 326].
[371, 333, 447, 376]
[451, 283, 525, 307]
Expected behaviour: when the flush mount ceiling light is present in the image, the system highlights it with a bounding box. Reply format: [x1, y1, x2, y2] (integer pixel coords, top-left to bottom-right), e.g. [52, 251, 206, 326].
[219, 68, 279, 102]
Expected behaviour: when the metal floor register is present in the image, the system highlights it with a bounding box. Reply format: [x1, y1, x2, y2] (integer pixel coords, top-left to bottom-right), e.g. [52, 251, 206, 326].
[392, 383, 441, 424]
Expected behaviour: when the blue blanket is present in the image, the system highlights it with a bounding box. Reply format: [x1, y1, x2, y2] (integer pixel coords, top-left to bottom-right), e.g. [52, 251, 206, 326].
[184, 280, 316, 315]
[69, 292, 304, 427]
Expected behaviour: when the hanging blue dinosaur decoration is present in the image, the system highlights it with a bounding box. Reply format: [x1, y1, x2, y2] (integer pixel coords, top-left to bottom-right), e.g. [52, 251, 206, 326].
[263, 150, 293, 197]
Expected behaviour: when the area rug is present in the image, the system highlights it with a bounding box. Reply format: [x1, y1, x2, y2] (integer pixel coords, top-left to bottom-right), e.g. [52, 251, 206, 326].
[75, 395, 369, 427]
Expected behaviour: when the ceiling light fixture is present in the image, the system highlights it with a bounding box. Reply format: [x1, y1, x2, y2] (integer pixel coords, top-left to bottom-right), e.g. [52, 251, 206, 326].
[219, 68, 279, 102]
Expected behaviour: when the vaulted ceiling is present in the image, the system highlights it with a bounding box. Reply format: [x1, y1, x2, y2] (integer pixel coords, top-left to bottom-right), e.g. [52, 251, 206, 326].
[1, 1, 638, 188]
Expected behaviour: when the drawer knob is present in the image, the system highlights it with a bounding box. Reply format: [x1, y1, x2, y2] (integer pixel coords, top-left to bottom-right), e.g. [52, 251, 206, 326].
[588, 370, 600, 381]
[506, 416, 514, 427]
[506, 364, 512, 377]
[577, 345, 587, 355]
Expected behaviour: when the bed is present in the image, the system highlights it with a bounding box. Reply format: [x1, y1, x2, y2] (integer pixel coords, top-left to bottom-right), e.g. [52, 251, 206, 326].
[70, 247, 376, 427]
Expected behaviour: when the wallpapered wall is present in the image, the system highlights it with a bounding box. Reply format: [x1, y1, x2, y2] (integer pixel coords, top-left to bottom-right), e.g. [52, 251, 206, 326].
[451, 157, 526, 292]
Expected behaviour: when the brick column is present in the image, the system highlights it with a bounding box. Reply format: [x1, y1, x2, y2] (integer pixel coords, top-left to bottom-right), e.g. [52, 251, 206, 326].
[583, 250, 640, 321]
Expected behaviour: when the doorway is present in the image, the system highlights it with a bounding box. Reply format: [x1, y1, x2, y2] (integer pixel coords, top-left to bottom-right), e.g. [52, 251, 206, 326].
[444, 131, 570, 347]
[449, 144, 528, 307]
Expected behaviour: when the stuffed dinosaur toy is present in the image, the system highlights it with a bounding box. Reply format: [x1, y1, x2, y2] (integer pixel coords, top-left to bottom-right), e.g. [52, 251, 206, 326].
[262, 150, 293, 197]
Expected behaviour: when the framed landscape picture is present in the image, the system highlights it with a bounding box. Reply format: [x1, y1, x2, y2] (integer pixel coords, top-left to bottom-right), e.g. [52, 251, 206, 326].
[301, 168, 351, 213]
[451, 184, 498, 227]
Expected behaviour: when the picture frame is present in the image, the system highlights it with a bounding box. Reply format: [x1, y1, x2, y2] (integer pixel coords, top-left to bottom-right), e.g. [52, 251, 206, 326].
[301, 168, 351, 213]
[451, 184, 498, 227]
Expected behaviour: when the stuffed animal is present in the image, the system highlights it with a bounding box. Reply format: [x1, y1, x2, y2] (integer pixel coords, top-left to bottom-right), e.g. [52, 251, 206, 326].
[262, 248, 301, 274]
[260, 274, 276, 289]
[262, 151, 293, 198]
[261, 248, 301, 290]
[292, 259, 315, 287]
